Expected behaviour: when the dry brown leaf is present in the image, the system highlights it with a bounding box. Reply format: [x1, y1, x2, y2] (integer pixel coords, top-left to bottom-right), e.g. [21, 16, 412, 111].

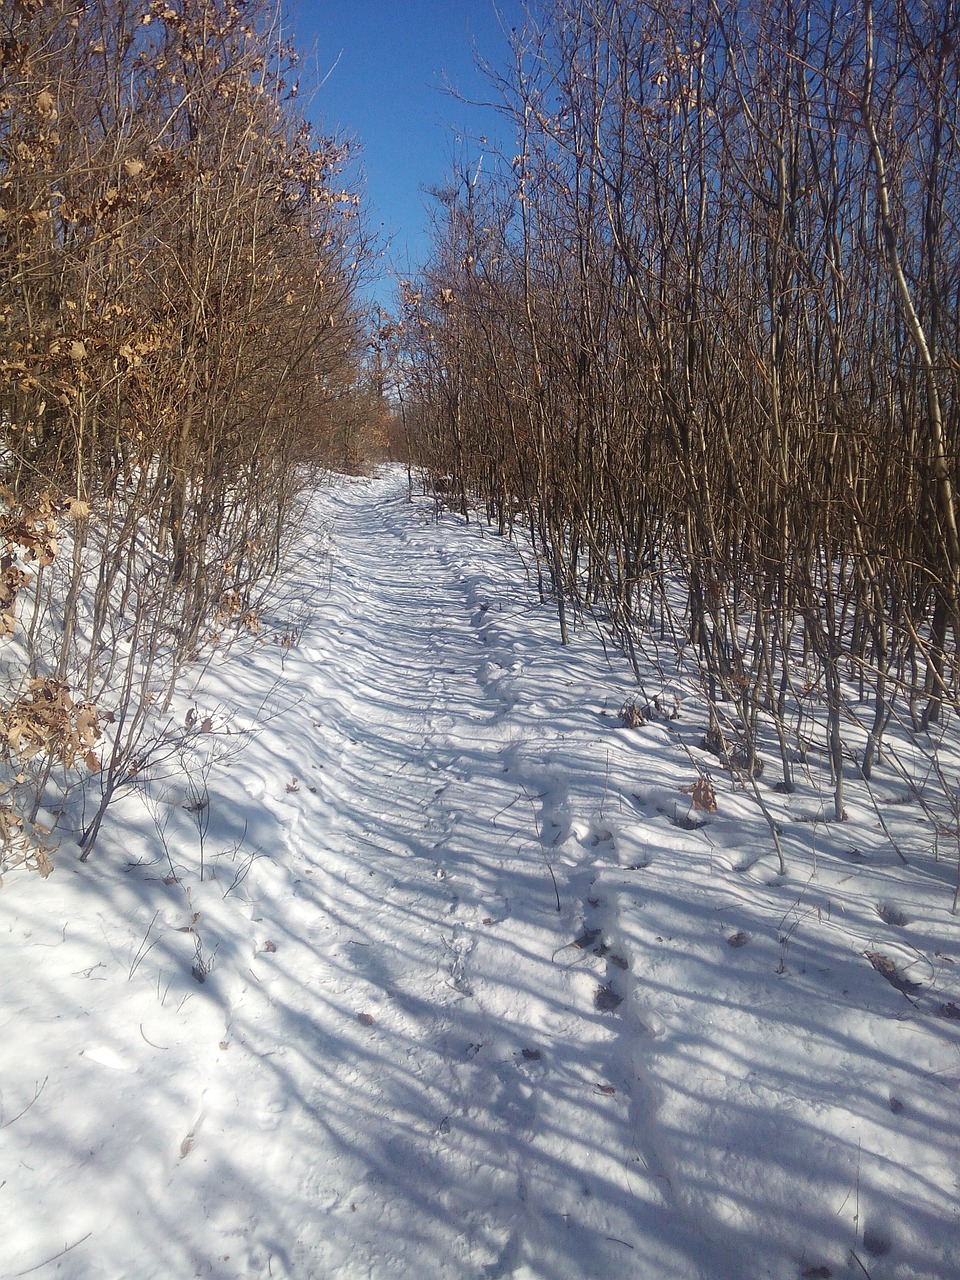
[865, 951, 922, 997]
[35, 89, 57, 119]
[74, 704, 101, 746]
[1, 680, 103, 771]
[0, 567, 29, 607]
[36, 539, 57, 567]
[691, 776, 718, 813]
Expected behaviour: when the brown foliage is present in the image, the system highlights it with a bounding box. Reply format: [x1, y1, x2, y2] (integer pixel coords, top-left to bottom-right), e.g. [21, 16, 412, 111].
[404, 0, 960, 859]
[0, 0, 379, 866]
[0, 677, 100, 771]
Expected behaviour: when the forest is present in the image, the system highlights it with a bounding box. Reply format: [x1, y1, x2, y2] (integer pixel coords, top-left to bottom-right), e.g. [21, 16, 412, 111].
[1, 0, 384, 870]
[2, 4, 960, 1275]
[401, 0, 960, 857]
[3, 0, 960, 880]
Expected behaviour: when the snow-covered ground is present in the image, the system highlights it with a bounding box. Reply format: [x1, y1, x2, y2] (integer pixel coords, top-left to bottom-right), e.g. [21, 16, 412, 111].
[1, 468, 959, 1280]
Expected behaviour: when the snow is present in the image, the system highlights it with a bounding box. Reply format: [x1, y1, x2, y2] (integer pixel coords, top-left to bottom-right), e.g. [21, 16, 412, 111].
[1, 467, 959, 1280]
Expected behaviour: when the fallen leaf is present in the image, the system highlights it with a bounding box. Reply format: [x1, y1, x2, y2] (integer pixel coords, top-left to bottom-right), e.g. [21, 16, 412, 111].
[574, 927, 602, 949]
[865, 951, 922, 997]
[595, 983, 623, 1012]
[691, 775, 718, 813]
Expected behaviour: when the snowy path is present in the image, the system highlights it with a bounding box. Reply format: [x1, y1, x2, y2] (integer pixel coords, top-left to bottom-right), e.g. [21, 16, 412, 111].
[211, 475, 723, 1279]
[2, 470, 959, 1280]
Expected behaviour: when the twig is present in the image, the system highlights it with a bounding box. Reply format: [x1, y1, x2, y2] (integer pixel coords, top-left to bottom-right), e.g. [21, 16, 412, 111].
[848, 1250, 872, 1280]
[744, 766, 787, 876]
[0, 1077, 47, 1129]
[5, 1232, 92, 1277]
[857, 764, 910, 865]
[519, 785, 562, 912]
[128, 910, 162, 979]
[542, 851, 562, 912]
[139, 1023, 169, 1050]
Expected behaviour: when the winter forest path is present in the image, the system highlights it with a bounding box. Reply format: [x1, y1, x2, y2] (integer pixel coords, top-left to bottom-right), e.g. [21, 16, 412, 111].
[213, 471, 729, 1279]
[2, 470, 958, 1280]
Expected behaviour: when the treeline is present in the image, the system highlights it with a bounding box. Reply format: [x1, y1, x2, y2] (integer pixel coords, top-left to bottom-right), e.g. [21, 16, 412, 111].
[403, 0, 960, 828]
[1, 0, 376, 869]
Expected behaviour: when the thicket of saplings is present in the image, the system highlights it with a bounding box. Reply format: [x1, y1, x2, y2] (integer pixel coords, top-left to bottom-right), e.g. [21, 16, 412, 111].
[0, 0, 379, 873]
[403, 0, 960, 889]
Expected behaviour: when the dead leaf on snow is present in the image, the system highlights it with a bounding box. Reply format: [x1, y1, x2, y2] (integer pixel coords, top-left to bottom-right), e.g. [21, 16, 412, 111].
[690, 776, 717, 813]
[594, 983, 623, 1012]
[864, 951, 922, 998]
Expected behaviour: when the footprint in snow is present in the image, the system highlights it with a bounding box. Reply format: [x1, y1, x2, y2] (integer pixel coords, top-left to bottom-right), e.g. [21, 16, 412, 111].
[594, 983, 624, 1012]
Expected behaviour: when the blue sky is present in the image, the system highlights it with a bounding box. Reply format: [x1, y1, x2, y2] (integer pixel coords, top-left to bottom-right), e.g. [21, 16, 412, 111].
[290, 1, 528, 310]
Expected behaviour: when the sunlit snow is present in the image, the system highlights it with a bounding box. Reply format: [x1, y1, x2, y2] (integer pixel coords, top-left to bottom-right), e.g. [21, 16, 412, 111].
[1, 469, 958, 1279]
